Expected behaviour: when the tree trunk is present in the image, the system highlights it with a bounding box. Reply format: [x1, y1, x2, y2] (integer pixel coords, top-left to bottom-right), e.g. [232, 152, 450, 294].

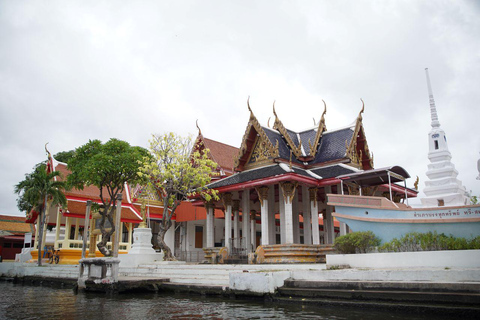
[37, 196, 49, 266]
[157, 223, 176, 261]
[97, 208, 115, 257]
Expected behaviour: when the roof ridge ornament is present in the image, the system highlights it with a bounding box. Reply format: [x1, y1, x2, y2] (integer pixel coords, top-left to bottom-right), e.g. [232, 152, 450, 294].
[308, 100, 328, 157]
[196, 119, 202, 136]
[272, 101, 303, 158]
[346, 99, 374, 170]
[233, 97, 279, 171]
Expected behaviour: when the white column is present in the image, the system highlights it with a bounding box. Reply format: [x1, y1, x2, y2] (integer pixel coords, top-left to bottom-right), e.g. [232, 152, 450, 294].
[279, 188, 286, 244]
[339, 222, 347, 236]
[324, 185, 335, 244]
[268, 186, 276, 244]
[233, 200, 240, 248]
[63, 216, 71, 248]
[54, 206, 61, 249]
[74, 218, 80, 240]
[310, 188, 320, 245]
[302, 186, 312, 245]
[206, 202, 215, 248]
[293, 191, 300, 244]
[256, 186, 270, 246]
[242, 190, 251, 253]
[280, 182, 297, 244]
[128, 223, 133, 246]
[250, 211, 257, 250]
[223, 193, 233, 251]
[34, 217, 40, 249]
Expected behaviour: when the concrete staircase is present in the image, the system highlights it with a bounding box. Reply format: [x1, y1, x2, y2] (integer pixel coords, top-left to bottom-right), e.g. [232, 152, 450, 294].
[119, 263, 327, 287]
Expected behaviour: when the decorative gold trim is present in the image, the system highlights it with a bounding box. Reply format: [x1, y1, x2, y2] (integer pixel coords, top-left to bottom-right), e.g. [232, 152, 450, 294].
[232, 199, 240, 212]
[222, 192, 233, 207]
[272, 102, 303, 158]
[255, 186, 269, 206]
[280, 181, 298, 204]
[414, 176, 419, 190]
[234, 97, 279, 170]
[309, 100, 327, 156]
[346, 99, 374, 169]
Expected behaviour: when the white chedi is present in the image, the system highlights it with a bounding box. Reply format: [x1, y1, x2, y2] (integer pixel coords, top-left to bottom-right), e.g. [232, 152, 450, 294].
[421, 69, 470, 207]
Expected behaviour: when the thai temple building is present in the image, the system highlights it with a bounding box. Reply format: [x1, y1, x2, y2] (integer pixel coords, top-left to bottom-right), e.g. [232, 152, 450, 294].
[190, 100, 416, 263]
[23, 99, 417, 264]
[421, 68, 470, 207]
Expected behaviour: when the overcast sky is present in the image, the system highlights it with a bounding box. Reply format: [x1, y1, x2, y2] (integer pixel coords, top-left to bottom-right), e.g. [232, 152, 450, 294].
[1, 0, 479, 217]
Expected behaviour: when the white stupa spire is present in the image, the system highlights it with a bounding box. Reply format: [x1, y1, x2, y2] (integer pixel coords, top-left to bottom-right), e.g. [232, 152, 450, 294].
[425, 68, 440, 128]
[421, 68, 469, 207]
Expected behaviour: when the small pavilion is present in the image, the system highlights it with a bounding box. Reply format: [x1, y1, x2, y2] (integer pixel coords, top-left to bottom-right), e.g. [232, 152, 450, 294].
[194, 100, 417, 263]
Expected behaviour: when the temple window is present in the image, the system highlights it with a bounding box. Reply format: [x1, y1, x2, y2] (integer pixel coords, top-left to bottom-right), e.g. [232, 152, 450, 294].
[434, 140, 439, 150]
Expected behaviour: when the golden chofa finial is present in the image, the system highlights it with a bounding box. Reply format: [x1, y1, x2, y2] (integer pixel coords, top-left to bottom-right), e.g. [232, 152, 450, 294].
[247, 96, 252, 113]
[267, 117, 271, 128]
[196, 119, 202, 136]
[358, 98, 365, 121]
[272, 100, 277, 118]
[45, 142, 51, 158]
[320, 99, 327, 122]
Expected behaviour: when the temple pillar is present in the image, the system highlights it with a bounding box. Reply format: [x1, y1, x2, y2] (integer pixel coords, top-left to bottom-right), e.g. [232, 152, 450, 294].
[74, 218, 80, 240]
[54, 206, 62, 249]
[279, 187, 286, 244]
[34, 217, 40, 249]
[324, 185, 335, 244]
[268, 186, 276, 244]
[88, 216, 96, 258]
[127, 223, 133, 247]
[293, 191, 300, 243]
[205, 201, 215, 248]
[233, 200, 240, 248]
[280, 181, 297, 244]
[63, 216, 71, 248]
[309, 188, 320, 245]
[250, 210, 257, 249]
[256, 186, 270, 245]
[223, 193, 233, 251]
[242, 190, 251, 253]
[339, 222, 347, 236]
[302, 186, 312, 245]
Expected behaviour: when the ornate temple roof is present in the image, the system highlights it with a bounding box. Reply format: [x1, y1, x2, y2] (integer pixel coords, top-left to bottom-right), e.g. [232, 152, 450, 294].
[234, 99, 373, 173]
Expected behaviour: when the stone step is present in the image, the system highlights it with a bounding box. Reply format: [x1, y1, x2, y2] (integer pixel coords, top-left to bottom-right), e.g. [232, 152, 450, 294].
[283, 279, 480, 293]
[277, 286, 480, 306]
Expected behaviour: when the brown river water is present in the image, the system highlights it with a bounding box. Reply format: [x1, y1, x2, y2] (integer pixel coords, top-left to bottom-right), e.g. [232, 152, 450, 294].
[0, 281, 462, 319]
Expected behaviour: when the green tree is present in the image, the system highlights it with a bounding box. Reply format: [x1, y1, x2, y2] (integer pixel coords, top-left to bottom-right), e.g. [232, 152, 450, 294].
[54, 150, 75, 163]
[67, 138, 150, 257]
[14, 163, 67, 266]
[139, 133, 219, 261]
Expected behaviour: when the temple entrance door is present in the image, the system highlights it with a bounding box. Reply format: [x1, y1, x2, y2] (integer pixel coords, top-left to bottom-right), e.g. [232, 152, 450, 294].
[195, 226, 203, 248]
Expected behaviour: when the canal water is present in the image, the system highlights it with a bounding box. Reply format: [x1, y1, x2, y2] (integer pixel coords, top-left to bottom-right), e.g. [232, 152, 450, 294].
[0, 281, 458, 319]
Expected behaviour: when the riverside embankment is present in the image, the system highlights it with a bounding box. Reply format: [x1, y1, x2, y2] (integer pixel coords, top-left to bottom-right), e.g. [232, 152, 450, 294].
[2, 250, 480, 316]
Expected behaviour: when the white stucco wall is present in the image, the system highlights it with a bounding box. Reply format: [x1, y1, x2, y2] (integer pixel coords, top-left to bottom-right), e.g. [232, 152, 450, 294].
[327, 250, 480, 269]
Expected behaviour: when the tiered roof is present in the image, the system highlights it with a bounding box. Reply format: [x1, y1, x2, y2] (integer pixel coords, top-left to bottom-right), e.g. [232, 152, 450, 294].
[210, 99, 374, 191]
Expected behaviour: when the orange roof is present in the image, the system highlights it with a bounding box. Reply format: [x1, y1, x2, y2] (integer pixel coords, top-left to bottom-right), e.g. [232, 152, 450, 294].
[0, 215, 35, 234]
[175, 201, 225, 222]
[202, 137, 238, 175]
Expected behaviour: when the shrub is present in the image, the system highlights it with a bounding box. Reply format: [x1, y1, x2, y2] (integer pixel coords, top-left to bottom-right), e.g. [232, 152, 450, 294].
[380, 232, 480, 252]
[334, 231, 381, 254]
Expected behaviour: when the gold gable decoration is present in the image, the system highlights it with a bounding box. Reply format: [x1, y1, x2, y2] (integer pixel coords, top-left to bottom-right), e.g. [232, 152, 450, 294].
[234, 98, 279, 170]
[346, 99, 374, 169]
[308, 100, 328, 157]
[130, 183, 163, 206]
[272, 102, 303, 159]
[249, 136, 278, 165]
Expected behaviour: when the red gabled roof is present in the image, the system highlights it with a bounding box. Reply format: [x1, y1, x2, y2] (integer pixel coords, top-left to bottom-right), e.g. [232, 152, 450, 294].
[201, 137, 239, 176]
[0, 215, 35, 234]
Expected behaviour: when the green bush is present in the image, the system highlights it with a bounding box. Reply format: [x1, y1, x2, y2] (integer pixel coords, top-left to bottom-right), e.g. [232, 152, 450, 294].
[380, 232, 480, 252]
[334, 231, 381, 254]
